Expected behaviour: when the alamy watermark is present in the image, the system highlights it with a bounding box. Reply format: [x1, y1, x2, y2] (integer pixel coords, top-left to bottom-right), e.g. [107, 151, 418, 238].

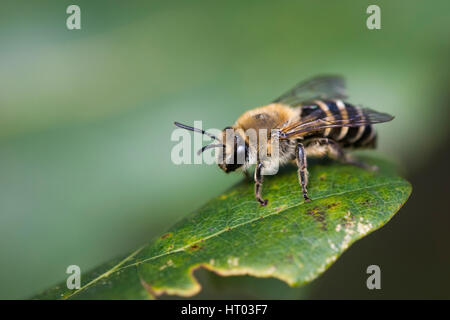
[66, 265, 81, 290]
[366, 5, 381, 30]
[65, 5, 380, 31]
[366, 264, 381, 290]
[66, 5, 81, 30]
[171, 121, 281, 175]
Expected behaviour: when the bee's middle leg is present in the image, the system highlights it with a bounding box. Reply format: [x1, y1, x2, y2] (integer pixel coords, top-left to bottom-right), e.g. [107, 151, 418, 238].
[254, 162, 268, 206]
[296, 143, 311, 202]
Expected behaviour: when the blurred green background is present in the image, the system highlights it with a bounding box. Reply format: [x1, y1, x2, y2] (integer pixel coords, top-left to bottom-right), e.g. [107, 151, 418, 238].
[1, 0, 449, 299]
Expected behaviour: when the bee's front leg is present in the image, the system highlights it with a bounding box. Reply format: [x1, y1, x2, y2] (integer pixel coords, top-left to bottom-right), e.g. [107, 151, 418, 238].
[254, 162, 268, 206]
[295, 143, 311, 202]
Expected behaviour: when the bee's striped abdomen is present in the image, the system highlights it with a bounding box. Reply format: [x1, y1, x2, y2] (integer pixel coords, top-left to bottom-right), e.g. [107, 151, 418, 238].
[302, 100, 377, 149]
[339, 101, 377, 148]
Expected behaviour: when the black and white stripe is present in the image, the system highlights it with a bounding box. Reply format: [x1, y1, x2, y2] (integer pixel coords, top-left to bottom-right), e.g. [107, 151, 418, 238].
[301, 100, 377, 148]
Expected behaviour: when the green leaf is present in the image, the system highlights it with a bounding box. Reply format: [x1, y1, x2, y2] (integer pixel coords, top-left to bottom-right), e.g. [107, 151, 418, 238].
[34, 156, 411, 299]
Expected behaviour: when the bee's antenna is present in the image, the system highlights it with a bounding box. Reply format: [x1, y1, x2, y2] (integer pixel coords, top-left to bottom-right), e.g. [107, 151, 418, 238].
[174, 121, 219, 141]
[197, 144, 225, 156]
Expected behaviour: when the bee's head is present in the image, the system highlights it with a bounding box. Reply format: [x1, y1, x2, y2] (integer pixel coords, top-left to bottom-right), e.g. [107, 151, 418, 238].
[173, 122, 248, 173]
[217, 127, 248, 173]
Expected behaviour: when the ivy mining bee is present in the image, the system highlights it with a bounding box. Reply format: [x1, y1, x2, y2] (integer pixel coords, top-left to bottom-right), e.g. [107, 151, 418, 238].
[175, 76, 394, 206]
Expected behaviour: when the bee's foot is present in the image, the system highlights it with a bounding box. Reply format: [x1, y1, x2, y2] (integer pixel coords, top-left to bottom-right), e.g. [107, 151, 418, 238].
[258, 199, 268, 206]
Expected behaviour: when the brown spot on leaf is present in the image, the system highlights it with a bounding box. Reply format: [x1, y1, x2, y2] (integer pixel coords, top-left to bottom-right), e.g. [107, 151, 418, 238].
[326, 202, 339, 209]
[306, 206, 328, 230]
[160, 233, 172, 240]
[188, 244, 204, 252]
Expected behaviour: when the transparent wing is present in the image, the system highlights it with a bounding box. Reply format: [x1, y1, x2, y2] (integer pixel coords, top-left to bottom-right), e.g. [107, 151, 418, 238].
[279, 107, 394, 139]
[273, 75, 347, 106]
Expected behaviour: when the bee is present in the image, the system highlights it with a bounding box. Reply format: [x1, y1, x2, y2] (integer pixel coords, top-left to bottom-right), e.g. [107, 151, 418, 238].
[174, 76, 394, 206]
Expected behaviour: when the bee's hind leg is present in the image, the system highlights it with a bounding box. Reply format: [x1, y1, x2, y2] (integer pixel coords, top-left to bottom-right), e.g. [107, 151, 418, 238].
[341, 153, 378, 171]
[310, 138, 378, 171]
[296, 143, 311, 202]
[254, 162, 268, 206]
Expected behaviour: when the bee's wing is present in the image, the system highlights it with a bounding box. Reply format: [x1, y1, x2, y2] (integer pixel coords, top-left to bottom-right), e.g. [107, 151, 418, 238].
[279, 108, 394, 139]
[273, 75, 347, 106]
